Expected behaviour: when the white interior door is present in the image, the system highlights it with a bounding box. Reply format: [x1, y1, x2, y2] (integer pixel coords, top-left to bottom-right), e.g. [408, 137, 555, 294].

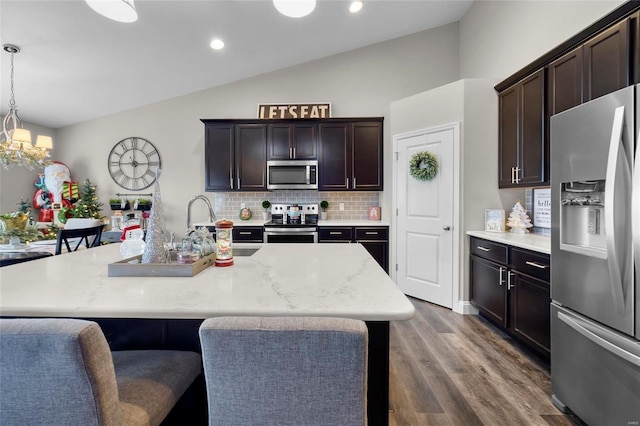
[394, 125, 456, 308]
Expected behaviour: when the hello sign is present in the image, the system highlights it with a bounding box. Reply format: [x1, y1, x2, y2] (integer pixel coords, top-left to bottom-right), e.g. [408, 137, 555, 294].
[257, 103, 331, 119]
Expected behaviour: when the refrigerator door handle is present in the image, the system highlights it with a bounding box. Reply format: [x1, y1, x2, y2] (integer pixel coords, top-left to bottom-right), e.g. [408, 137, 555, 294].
[558, 311, 640, 368]
[634, 128, 640, 292]
[604, 106, 629, 315]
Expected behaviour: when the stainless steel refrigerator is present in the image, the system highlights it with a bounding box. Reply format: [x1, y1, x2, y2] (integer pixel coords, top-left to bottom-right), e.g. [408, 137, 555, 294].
[551, 84, 640, 425]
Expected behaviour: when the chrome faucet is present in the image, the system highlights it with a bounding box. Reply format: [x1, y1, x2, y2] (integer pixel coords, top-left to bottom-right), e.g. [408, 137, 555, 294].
[186, 195, 217, 231]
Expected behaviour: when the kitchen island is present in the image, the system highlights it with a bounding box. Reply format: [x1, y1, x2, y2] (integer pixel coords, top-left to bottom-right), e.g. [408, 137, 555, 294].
[0, 243, 414, 425]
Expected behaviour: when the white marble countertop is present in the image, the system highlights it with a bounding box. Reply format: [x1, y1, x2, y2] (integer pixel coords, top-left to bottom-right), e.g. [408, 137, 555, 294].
[466, 230, 550, 254]
[0, 243, 414, 321]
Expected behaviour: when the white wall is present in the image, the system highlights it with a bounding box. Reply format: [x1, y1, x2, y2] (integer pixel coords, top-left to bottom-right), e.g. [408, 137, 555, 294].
[0, 118, 57, 213]
[53, 23, 460, 237]
[390, 79, 510, 308]
[460, 0, 626, 80]
[387, 0, 627, 309]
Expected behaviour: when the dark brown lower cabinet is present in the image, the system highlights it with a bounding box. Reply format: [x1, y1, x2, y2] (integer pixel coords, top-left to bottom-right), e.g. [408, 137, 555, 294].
[319, 226, 389, 274]
[469, 236, 550, 360]
[509, 271, 550, 357]
[470, 255, 507, 327]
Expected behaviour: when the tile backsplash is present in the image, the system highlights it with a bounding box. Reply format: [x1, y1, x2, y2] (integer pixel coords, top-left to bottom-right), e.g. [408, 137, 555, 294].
[213, 191, 380, 220]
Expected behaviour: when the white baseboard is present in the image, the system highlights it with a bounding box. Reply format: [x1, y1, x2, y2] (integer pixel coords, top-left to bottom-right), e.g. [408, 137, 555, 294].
[454, 300, 479, 315]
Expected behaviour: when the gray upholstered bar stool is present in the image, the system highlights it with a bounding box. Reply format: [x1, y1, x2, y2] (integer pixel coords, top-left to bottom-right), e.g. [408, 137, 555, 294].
[0, 318, 202, 426]
[199, 316, 368, 426]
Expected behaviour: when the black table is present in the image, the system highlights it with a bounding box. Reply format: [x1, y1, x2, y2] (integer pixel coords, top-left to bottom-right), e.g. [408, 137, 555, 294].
[0, 251, 53, 267]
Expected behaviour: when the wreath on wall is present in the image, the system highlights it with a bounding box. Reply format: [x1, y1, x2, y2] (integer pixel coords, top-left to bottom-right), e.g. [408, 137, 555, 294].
[409, 151, 438, 181]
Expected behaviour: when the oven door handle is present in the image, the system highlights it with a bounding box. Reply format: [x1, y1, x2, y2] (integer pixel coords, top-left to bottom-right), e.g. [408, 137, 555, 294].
[263, 230, 318, 243]
[264, 229, 317, 234]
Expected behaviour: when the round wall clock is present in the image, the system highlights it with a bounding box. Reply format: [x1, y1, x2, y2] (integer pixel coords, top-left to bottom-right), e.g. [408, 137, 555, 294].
[108, 137, 161, 190]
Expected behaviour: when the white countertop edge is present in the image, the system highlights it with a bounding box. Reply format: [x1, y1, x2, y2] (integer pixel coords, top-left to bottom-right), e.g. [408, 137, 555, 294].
[466, 230, 550, 254]
[0, 307, 415, 321]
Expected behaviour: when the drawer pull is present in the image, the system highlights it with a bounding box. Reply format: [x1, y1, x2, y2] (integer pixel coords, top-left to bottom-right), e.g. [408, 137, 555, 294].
[525, 261, 548, 269]
[330, 232, 343, 235]
[477, 246, 491, 252]
[239, 232, 251, 235]
[365, 232, 378, 235]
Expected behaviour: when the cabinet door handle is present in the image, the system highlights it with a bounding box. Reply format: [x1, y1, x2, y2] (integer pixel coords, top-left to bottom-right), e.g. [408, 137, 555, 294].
[499, 267, 505, 286]
[514, 166, 520, 184]
[345, 178, 349, 189]
[508, 271, 515, 290]
[292, 147, 296, 158]
[477, 246, 491, 252]
[525, 261, 548, 269]
[511, 167, 515, 184]
[237, 177, 240, 189]
[290, 147, 293, 158]
[353, 178, 356, 189]
[230, 177, 233, 189]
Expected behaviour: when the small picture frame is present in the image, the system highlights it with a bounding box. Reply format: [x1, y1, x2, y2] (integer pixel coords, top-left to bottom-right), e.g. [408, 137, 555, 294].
[533, 188, 551, 229]
[368, 206, 381, 221]
[485, 209, 506, 233]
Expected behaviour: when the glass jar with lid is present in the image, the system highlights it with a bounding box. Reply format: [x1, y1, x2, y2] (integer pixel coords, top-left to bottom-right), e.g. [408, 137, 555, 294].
[215, 219, 234, 267]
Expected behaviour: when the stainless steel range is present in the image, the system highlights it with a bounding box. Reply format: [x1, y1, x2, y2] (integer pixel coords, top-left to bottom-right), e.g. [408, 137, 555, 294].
[263, 204, 319, 243]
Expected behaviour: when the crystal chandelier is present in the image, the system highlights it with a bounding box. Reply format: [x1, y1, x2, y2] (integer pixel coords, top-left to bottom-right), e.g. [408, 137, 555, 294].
[1, 44, 52, 170]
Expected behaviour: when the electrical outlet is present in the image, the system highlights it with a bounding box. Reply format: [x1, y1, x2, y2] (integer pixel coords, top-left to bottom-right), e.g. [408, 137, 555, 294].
[339, 203, 345, 211]
[241, 203, 246, 209]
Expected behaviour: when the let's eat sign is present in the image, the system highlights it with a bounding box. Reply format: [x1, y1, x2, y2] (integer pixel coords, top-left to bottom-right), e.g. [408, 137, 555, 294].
[258, 103, 331, 119]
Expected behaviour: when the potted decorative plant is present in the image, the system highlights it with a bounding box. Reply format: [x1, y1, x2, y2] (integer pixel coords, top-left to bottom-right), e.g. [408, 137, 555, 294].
[320, 200, 329, 220]
[109, 198, 130, 211]
[261, 200, 271, 221]
[135, 198, 152, 211]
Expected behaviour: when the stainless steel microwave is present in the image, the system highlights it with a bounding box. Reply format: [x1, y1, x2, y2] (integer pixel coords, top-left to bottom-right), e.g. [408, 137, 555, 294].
[267, 160, 318, 190]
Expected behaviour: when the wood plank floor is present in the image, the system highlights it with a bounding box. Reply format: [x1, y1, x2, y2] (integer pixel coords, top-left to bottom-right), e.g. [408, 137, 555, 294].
[388, 297, 579, 426]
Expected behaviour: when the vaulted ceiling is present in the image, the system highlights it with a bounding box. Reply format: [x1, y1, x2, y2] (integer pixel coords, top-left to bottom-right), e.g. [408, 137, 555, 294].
[1, 1, 473, 129]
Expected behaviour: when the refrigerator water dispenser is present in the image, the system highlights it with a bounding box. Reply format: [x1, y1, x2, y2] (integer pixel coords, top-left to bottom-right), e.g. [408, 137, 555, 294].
[560, 180, 607, 259]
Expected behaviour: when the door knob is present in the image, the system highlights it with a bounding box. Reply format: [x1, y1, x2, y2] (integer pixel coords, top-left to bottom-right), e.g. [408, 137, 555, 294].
[443, 226, 451, 231]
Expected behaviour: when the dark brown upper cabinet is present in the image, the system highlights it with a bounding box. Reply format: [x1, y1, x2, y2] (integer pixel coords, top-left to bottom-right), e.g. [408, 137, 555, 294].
[318, 118, 383, 191]
[633, 11, 640, 84]
[583, 19, 630, 102]
[204, 122, 267, 191]
[203, 118, 382, 192]
[318, 122, 350, 190]
[498, 69, 546, 188]
[267, 123, 317, 160]
[548, 46, 584, 116]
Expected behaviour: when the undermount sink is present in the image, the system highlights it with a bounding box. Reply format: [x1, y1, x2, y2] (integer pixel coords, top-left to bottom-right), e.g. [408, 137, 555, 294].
[233, 247, 261, 257]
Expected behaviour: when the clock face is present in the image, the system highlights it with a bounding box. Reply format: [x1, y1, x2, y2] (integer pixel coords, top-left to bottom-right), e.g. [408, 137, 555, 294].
[108, 137, 161, 190]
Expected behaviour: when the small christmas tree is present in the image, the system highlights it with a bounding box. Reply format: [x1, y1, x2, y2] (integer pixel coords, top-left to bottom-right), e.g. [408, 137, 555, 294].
[507, 200, 533, 234]
[73, 179, 103, 219]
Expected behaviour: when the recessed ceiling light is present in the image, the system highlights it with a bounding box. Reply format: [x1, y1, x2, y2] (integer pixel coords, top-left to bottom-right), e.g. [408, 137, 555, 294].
[210, 39, 225, 50]
[273, 0, 316, 18]
[85, 0, 138, 23]
[349, 1, 363, 14]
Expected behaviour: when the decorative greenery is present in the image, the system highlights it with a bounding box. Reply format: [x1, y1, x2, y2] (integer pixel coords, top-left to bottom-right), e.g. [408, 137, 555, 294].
[17, 198, 31, 215]
[137, 198, 151, 205]
[0, 227, 44, 244]
[320, 200, 329, 211]
[409, 151, 438, 181]
[57, 179, 104, 223]
[73, 179, 104, 219]
[262, 200, 271, 210]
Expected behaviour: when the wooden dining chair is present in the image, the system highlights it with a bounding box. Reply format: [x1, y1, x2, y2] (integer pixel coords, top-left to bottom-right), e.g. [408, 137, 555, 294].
[0, 318, 202, 426]
[55, 225, 104, 255]
[199, 316, 368, 426]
